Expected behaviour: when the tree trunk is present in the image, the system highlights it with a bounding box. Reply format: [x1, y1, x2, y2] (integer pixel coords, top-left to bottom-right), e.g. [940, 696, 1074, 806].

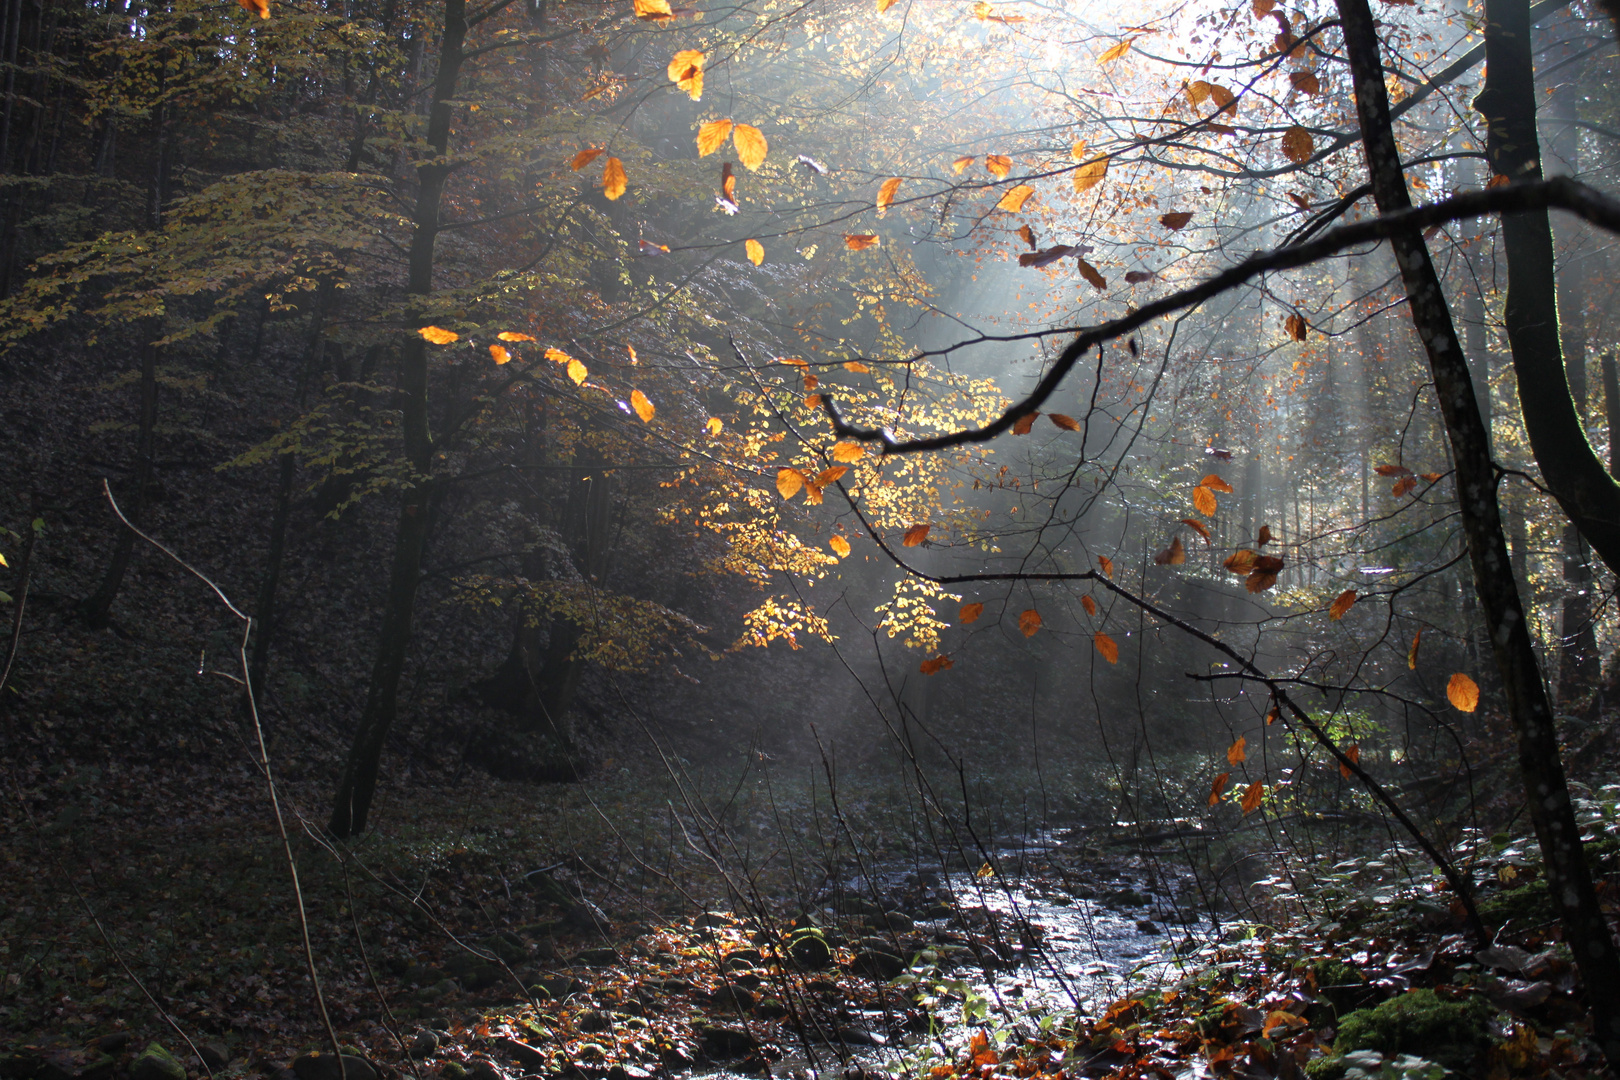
[1604, 350, 1620, 478]
[1338, 0, 1620, 1060]
[81, 341, 158, 630]
[328, 0, 468, 839]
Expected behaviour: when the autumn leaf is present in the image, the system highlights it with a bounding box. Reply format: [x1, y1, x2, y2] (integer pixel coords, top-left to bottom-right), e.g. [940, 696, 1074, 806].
[1227, 736, 1246, 764]
[1421, 471, 1442, 482]
[843, 360, 870, 373]
[951, 155, 975, 175]
[1187, 80, 1213, 106]
[1020, 609, 1042, 637]
[1339, 744, 1360, 778]
[1180, 518, 1211, 543]
[698, 119, 734, 157]
[419, 326, 458, 344]
[996, 184, 1035, 213]
[1408, 627, 1422, 669]
[876, 176, 901, 216]
[498, 331, 536, 342]
[602, 157, 628, 200]
[1097, 555, 1113, 578]
[1447, 672, 1480, 712]
[1392, 475, 1418, 497]
[1097, 37, 1135, 62]
[544, 347, 572, 365]
[707, 417, 723, 435]
[959, 602, 984, 623]
[1257, 524, 1273, 545]
[1328, 589, 1357, 619]
[1012, 412, 1038, 434]
[1285, 313, 1308, 341]
[877, 0, 901, 11]
[1192, 484, 1218, 517]
[733, 124, 768, 170]
[902, 523, 931, 547]
[1374, 464, 1412, 477]
[567, 357, 589, 384]
[1246, 569, 1280, 593]
[1017, 224, 1037, 249]
[630, 389, 655, 422]
[832, 441, 865, 462]
[1225, 549, 1259, 573]
[1256, 555, 1285, 574]
[1290, 71, 1320, 94]
[1208, 772, 1231, 806]
[634, 0, 672, 17]
[1093, 630, 1118, 662]
[1240, 780, 1264, 815]
[668, 50, 705, 100]
[986, 154, 1012, 178]
[1081, 595, 1097, 616]
[919, 655, 954, 675]
[776, 468, 805, 499]
[1077, 259, 1107, 290]
[802, 481, 825, 505]
[720, 161, 737, 204]
[237, 0, 270, 19]
[1072, 158, 1107, 193]
[805, 393, 822, 408]
[1048, 413, 1080, 431]
[1019, 245, 1075, 269]
[745, 239, 764, 266]
[813, 467, 847, 487]
[1154, 536, 1186, 565]
[844, 234, 880, 250]
[1159, 211, 1193, 230]
[1201, 473, 1233, 493]
[489, 344, 510, 364]
[1280, 125, 1314, 163]
[1125, 270, 1156, 284]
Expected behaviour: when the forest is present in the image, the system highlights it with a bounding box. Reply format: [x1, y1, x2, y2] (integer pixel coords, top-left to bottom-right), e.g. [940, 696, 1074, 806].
[3, 0, 1620, 1073]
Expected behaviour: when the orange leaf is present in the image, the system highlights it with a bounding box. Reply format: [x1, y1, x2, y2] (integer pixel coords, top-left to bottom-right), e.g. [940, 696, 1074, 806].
[1280, 125, 1314, 163]
[1374, 464, 1412, 477]
[804, 393, 822, 408]
[1447, 672, 1480, 712]
[1240, 780, 1264, 815]
[706, 417, 723, 435]
[1421, 471, 1442, 482]
[1257, 524, 1273, 545]
[630, 389, 655, 422]
[419, 326, 458, 344]
[1329, 589, 1357, 619]
[813, 467, 847, 487]
[1093, 630, 1118, 662]
[1393, 475, 1417, 497]
[571, 148, 605, 171]
[1077, 259, 1107, 290]
[1081, 595, 1097, 616]
[959, 602, 984, 623]
[1266, 703, 1279, 725]
[919, 655, 954, 675]
[1192, 484, 1218, 517]
[802, 481, 825, 505]
[1097, 37, 1135, 62]
[1225, 549, 1259, 574]
[1201, 473, 1233, 493]
[1227, 736, 1246, 764]
[1208, 772, 1231, 806]
[1097, 555, 1113, 578]
[237, 0, 271, 19]
[877, 0, 901, 10]
[745, 238, 764, 266]
[720, 160, 736, 204]
[1020, 609, 1043, 637]
[1488, 173, 1512, 188]
[667, 49, 705, 100]
[1159, 211, 1193, 230]
[844, 234, 880, 250]
[1408, 627, 1422, 669]
[1048, 412, 1080, 431]
[566, 357, 589, 384]
[697, 119, 734, 157]
[1290, 71, 1320, 94]
[829, 535, 851, 557]
[996, 184, 1035, 212]
[1182, 518, 1212, 543]
[777, 468, 805, 499]
[633, 0, 672, 17]
[1339, 744, 1360, 778]
[498, 331, 537, 342]
[986, 154, 1012, 178]
[1285, 313, 1308, 341]
[602, 157, 628, 200]
[1072, 157, 1107, 193]
[1012, 412, 1039, 435]
[876, 176, 901, 215]
[1017, 224, 1037, 249]
[832, 441, 865, 462]
[544, 346, 572, 364]
[843, 360, 870, 373]
[1154, 536, 1186, 565]
[951, 155, 975, 175]
[489, 344, 510, 364]
[733, 124, 768, 170]
[902, 523, 931, 547]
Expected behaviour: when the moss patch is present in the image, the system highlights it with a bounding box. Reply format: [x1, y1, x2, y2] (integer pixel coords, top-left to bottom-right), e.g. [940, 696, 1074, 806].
[1313, 989, 1493, 1077]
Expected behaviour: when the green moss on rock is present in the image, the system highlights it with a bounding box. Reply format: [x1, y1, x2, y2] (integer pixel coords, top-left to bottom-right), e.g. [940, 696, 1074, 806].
[1310, 989, 1493, 1078]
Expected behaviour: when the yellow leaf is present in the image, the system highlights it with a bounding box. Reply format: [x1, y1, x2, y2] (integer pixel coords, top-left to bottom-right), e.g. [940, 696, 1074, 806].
[830, 535, 851, 557]
[1201, 473, 1233, 493]
[602, 157, 627, 200]
[1070, 140, 1087, 161]
[419, 326, 458, 344]
[1097, 555, 1113, 578]
[1192, 484, 1217, 517]
[777, 468, 805, 499]
[733, 124, 768, 170]
[802, 482, 825, 505]
[667, 49, 705, 100]
[1020, 609, 1043, 637]
[919, 655, 954, 675]
[697, 119, 734, 157]
[1082, 594, 1097, 616]
[1408, 627, 1422, 669]
[1073, 157, 1108, 193]
[1240, 780, 1264, 815]
[567, 358, 588, 384]
[902, 523, 931, 547]
[707, 417, 723, 435]
[498, 331, 536, 342]
[975, 862, 994, 880]
[633, 0, 672, 17]
[876, 176, 901, 216]
[544, 347, 572, 365]
[877, 0, 901, 11]
[951, 155, 974, 174]
[1227, 736, 1246, 764]
[1093, 631, 1118, 662]
[746, 238, 764, 266]
[986, 154, 1012, 178]
[1290, 71, 1320, 94]
[1339, 744, 1360, 778]
[630, 389, 654, 422]
[237, 0, 270, 19]
[1208, 772, 1230, 806]
[489, 344, 511, 364]
[1097, 37, 1135, 62]
[1447, 672, 1480, 712]
[1329, 589, 1357, 619]
[844, 234, 880, 250]
[959, 602, 984, 623]
[1048, 413, 1080, 431]
[832, 441, 865, 462]
[996, 184, 1035, 212]
[1280, 125, 1314, 164]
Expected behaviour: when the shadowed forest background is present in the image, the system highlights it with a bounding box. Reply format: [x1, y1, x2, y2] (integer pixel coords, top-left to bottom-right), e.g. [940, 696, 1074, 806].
[5, 0, 1620, 1075]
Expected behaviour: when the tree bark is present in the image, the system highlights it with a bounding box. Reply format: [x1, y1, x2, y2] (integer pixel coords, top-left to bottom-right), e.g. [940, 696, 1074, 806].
[81, 341, 159, 630]
[1337, 0, 1620, 1060]
[328, 0, 468, 839]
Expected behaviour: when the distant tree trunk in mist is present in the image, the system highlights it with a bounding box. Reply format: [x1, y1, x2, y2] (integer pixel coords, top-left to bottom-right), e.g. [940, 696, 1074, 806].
[81, 340, 159, 630]
[329, 0, 468, 839]
[1339, 0, 1620, 1060]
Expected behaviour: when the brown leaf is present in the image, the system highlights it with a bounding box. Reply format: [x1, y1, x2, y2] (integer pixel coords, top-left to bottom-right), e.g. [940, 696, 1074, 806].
[831, 441, 865, 462]
[919, 655, 954, 675]
[745, 238, 764, 266]
[951, 155, 975, 175]
[1154, 536, 1186, 565]
[1049, 412, 1081, 431]
[489, 344, 510, 364]
[1240, 780, 1264, 815]
[1245, 569, 1280, 593]
[1208, 772, 1231, 806]
[237, 0, 271, 19]
[1012, 412, 1039, 435]
[1017, 224, 1037, 250]
[1392, 475, 1417, 497]
[1201, 473, 1233, 493]
[1159, 211, 1193, 230]
[1097, 555, 1113, 578]
[1408, 627, 1422, 670]
[1019, 245, 1075, 268]
[1285, 313, 1307, 341]
[812, 466, 847, 487]
[1227, 736, 1246, 764]
[1280, 125, 1314, 163]
[1093, 630, 1118, 662]
[419, 326, 458, 344]
[1257, 524, 1273, 546]
[1329, 589, 1357, 619]
[1290, 70, 1320, 94]
[902, 523, 931, 547]
[698, 119, 734, 157]
[1097, 37, 1135, 62]
[630, 389, 655, 422]
[1077, 259, 1107, 290]
[1224, 549, 1259, 574]
[633, 0, 672, 18]
[1374, 464, 1412, 477]
[1020, 609, 1043, 637]
[1339, 744, 1360, 778]
[829, 535, 851, 557]
[959, 602, 984, 623]
[1081, 595, 1097, 616]
[1255, 555, 1285, 573]
[1447, 672, 1480, 712]
[1421, 471, 1442, 482]
[1125, 270, 1156, 284]
[668, 49, 705, 100]
[986, 154, 1013, 178]
[1182, 517, 1212, 543]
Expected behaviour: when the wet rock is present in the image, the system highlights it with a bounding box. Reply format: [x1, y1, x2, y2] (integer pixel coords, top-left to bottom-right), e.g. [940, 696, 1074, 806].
[531, 976, 584, 1000]
[700, 1026, 760, 1057]
[878, 911, 914, 933]
[74, 1058, 116, 1080]
[418, 978, 458, 1001]
[1107, 889, 1150, 908]
[577, 1009, 612, 1033]
[1135, 920, 1161, 935]
[291, 1055, 376, 1080]
[573, 948, 620, 967]
[732, 972, 763, 991]
[693, 912, 733, 929]
[807, 979, 842, 995]
[130, 1046, 187, 1080]
[464, 1059, 507, 1080]
[95, 1036, 131, 1056]
[497, 1038, 547, 1073]
[834, 897, 884, 918]
[710, 983, 757, 1012]
[198, 1044, 232, 1072]
[836, 1027, 887, 1048]
[409, 1031, 440, 1059]
[789, 932, 833, 970]
[658, 978, 690, 993]
[756, 998, 789, 1020]
[921, 904, 956, 920]
[439, 1065, 467, 1080]
[849, 950, 906, 980]
[724, 949, 762, 969]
